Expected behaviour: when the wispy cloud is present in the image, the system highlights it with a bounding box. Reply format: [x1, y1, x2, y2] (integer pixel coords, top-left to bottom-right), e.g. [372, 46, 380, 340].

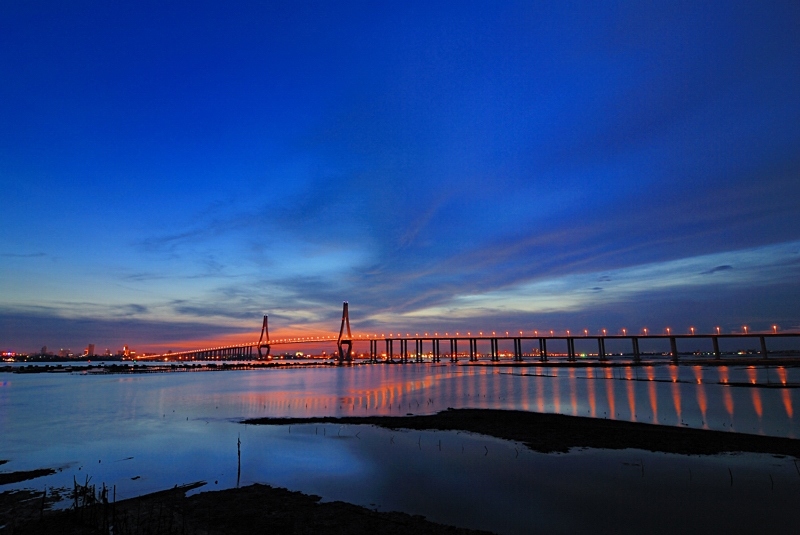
[402, 241, 800, 321]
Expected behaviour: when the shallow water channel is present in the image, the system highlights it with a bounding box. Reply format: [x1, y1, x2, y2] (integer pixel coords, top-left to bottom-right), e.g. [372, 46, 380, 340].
[2, 363, 800, 533]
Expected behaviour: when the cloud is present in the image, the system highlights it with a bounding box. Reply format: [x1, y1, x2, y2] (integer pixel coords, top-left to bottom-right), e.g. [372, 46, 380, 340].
[701, 265, 733, 275]
[1, 252, 46, 258]
[400, 240, 800, 323]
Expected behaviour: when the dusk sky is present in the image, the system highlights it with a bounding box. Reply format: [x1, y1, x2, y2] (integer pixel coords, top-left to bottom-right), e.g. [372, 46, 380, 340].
[2, 1, 800, 353]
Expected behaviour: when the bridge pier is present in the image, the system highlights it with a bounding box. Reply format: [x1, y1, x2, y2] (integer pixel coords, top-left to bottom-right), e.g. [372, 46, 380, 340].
[632, 337, 640, 363]
[400, 339, 408, 363]
[469, 339, 477, 361]
[432, 339, 440, 362]
[712, 336, 721, 359]
[760, 336, 769, 359]
[670, 336, 679, 362]
[567, 338, 575, 361]
[513, 338, 523, 361]
[450, 339, 458, 362]
[414, 339, 423, 362]
[539, 338, 548, 362]
[598, 337, 606, 361]
[490, 338, 499, 361]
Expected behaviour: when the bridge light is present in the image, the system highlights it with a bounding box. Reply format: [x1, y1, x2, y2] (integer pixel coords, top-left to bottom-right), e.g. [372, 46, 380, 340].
[602, 329, 607, 336]
[773, 325, 778, 334]
[666, 327, 671, 335]
[743, 325, 748, 334]
[716, 326, 721, 334]
[690, 327, 695, 335]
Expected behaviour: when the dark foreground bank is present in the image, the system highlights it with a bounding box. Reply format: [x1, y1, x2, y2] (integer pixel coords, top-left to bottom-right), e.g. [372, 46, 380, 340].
[2, 482, 492, 535]
[244, 407, 800, 456]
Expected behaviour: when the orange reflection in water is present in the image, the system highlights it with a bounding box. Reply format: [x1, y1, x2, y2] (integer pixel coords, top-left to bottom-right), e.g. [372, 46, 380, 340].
[781, 389, 793, 418]
[586, 367, 596, 418]
[693, 366, 707, 426]
[722, 387, 734, 419]
[552, 368, 561, 414]
[624, 367, 636, 421]
[604, 367, 615, 419]
[667, 365, 682, 424]
[697, 390, 708, 426]
[646, 366, 658, 423]
[717, 366, 729, 384]
[568, 368, 578, 416]
[648, 380, 658, 424]
[521, 369, 530, 411]
[746, 367, 758, 385]
[777, 367, 788, 386]
[535, 374, 545, 413]
[751, 388, 763, 419]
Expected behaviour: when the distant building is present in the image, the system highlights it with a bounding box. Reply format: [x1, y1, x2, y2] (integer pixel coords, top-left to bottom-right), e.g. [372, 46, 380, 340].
[84, 344, 95, 357]
[41, 345, 47, 355]
[59, 348, 71, 358]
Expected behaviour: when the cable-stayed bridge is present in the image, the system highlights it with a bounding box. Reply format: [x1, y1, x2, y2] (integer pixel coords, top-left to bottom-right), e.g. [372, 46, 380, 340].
[139, 302, 799, 365]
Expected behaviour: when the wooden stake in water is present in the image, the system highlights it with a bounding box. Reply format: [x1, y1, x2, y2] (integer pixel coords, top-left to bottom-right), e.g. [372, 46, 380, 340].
[237, 434, 241, 488]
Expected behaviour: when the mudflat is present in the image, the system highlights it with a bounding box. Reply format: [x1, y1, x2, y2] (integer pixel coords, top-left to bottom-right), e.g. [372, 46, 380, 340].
[244, 407, 800, 456]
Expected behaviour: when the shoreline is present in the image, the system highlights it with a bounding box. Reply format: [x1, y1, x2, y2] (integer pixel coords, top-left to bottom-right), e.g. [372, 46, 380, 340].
[5, 408, 800, 533]
[244, 407, 800, 456]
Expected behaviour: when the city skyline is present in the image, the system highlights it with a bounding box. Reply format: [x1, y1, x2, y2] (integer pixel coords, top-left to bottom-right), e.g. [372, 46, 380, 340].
[2, 2, 800, 353]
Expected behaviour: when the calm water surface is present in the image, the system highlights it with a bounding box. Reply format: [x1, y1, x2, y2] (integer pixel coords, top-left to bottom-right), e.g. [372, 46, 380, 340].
[2, 363, 800, 534]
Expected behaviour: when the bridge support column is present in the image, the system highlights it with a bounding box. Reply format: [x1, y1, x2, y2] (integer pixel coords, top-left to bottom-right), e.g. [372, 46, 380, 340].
[369, 340, 378, 363]
[400, 339, 408, 363]
[539, 338, 547, 362]
[670, 336, 679, 362]
[385, 339, 394, 362]
[432, 339, 440, 362]
[469, 339, 477, 361]
[450, 339, 458, 362]
[598, 338, 606, 361]
[760, 336, 768, 359]
[337, 302, 353, 364]
[258, 315, 271, 359]
[632, 337, 640, 363]
[712, 336, 720, 360]
[415, 339, 423, 362]
[490, 338, 499, 361]
[513, 338, 523, 361]
[567, 338, 575, 361]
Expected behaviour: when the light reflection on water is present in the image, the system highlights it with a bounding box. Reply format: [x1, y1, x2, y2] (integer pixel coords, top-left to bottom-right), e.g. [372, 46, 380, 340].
[2, 364, 800, 534]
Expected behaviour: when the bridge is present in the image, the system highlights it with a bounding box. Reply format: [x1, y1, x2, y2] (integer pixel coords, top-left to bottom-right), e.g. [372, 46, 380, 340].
[139, 302, 800, 365]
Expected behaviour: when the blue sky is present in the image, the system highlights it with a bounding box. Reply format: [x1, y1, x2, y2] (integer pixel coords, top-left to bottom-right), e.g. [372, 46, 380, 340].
[2, 1, 799, 353]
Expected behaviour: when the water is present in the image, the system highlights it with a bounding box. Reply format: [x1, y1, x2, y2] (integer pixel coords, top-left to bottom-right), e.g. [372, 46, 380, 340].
[2, 363, 800, 533]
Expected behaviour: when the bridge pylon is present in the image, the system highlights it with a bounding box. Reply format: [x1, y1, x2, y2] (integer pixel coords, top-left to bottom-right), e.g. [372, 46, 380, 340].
[337, 301, 353, 363]
[257, 315, 271, 359]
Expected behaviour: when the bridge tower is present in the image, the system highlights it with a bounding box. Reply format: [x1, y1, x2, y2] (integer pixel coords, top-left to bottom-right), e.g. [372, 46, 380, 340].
[257, 315, 271, 359]
[337, 301, 353, 363]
